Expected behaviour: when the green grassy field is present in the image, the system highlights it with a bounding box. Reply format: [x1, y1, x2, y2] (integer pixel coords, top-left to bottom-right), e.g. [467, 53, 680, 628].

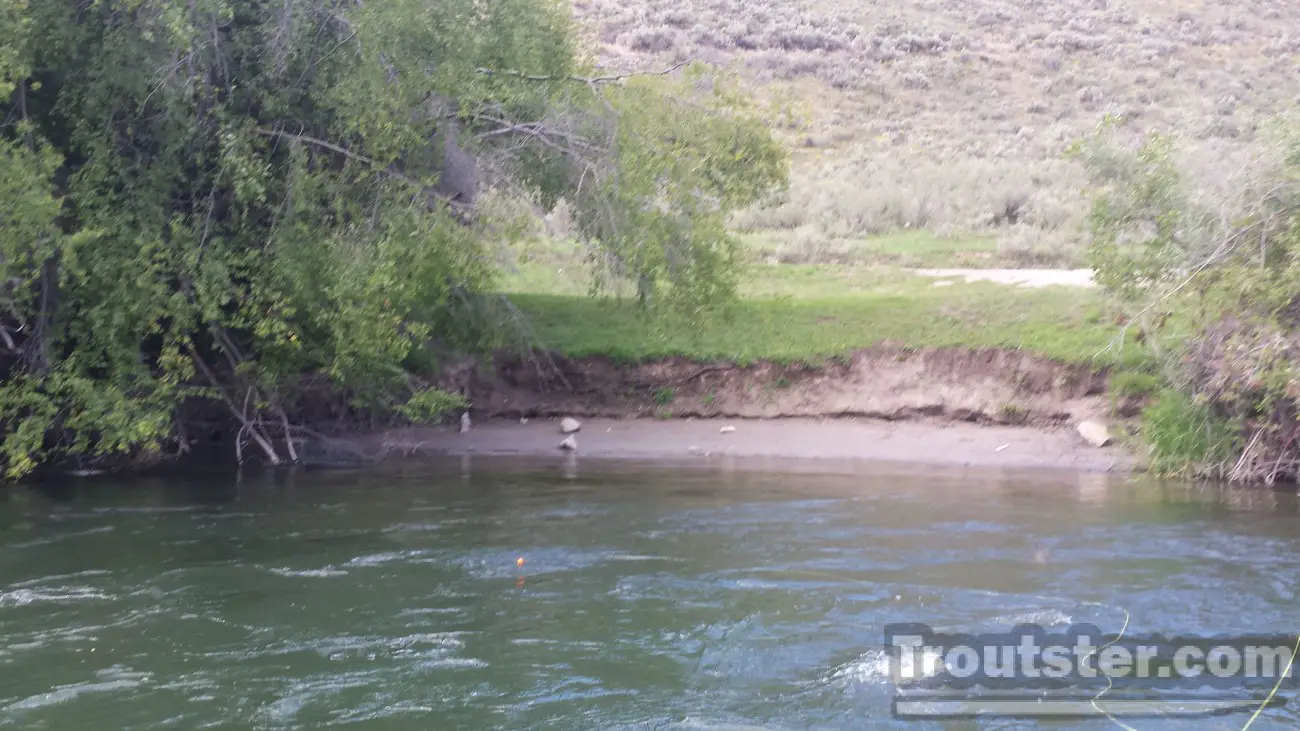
[500, 262, 1149, 368]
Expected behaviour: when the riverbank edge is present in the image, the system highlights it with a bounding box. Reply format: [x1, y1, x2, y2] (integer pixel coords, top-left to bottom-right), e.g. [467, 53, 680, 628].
[368, 417, 1134, 474]
[436, 344, 1138, 427]
[366, 345, 1143, 474]
[38, 345, 1142, 479]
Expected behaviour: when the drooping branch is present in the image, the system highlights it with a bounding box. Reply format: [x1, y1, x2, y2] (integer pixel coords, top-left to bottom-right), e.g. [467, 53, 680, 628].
[254, 127, 472, 212]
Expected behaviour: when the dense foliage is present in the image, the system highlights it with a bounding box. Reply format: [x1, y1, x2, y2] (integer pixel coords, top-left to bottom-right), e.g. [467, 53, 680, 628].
[1079, 118, 1300, 483]
[0, 0, 787, 477]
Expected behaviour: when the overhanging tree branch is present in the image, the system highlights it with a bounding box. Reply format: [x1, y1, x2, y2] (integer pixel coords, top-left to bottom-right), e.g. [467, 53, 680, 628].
[253, 127, 472, 212]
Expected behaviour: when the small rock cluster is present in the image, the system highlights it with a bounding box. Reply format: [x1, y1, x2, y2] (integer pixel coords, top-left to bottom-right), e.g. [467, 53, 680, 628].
[559, 417, 581, 451]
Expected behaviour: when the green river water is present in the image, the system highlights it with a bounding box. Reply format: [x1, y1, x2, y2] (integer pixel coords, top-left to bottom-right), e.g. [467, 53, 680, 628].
[0, 457, 1297, 729]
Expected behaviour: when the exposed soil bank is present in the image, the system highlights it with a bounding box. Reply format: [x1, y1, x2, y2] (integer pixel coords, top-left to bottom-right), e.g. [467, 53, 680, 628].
[384, 346, 1136, 472]
[375, 418, 1130, 473]
[439, 346, 1119, 426]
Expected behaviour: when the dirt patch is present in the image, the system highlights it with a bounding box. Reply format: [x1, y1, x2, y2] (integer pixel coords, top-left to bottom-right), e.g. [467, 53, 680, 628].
[439, 346, 1112, 426]
[913, 269, 1096, 288]
[374, 417, 1129, 474]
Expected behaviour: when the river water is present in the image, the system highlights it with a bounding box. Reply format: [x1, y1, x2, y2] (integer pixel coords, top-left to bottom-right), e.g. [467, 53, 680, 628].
[0, 457, 1297, 729]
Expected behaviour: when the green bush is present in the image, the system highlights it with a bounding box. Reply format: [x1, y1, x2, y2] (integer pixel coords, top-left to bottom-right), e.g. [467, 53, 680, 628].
[1140, 390, 1239, 479]
[1080, 118, 1300, 482]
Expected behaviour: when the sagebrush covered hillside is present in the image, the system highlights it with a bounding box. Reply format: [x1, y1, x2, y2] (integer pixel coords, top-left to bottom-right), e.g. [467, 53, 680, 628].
[573, 0, 1300, 263]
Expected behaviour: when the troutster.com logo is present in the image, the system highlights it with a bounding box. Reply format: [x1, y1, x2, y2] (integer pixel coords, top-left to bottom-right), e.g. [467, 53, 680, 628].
[885, 623, 1299, 720]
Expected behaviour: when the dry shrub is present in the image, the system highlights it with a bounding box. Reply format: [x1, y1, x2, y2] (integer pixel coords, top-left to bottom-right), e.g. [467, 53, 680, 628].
[767, 26, 848, 52]
[1044, 31, 1107, 52]
[996, 224, 1084, 267]
[1180, 318, 1300, 483]
[752, 154, 1087, 245]
[619, 26, 679, 52]
[730, 200, 806, 231]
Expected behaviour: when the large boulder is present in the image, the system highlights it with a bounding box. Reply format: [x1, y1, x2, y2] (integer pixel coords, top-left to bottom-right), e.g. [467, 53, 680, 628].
[560, 417, 582, 434]
[1076, 420, 1112, 447]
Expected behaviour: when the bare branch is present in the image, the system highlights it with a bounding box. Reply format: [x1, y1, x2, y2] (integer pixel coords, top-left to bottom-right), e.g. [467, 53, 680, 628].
[187, 344, 282, 465]
[471, 115, 600, 155]
[278, 407, 300, 463]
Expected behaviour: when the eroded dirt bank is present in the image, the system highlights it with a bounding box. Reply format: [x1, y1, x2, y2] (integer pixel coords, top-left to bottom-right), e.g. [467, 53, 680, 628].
[376, 417, 1129, 473]
[437, 346, 1118, 426]
[372, 346, 1135, 472]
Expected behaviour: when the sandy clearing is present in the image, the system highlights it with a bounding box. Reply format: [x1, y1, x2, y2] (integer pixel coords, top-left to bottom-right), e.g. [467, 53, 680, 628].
[377, 418, 1130, 474]
[913, 269, 1095, 288]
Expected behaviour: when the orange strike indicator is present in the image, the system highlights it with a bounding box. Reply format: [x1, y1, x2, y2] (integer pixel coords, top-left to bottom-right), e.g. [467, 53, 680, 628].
[516, 557, 525, 568]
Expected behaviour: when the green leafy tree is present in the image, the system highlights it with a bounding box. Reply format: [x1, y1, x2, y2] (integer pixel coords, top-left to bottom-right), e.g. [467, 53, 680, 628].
[0, 0, 787, 477]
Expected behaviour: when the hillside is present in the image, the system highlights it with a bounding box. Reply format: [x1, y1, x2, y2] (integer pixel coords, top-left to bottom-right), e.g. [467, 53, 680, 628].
[571, 0, 1300, 265]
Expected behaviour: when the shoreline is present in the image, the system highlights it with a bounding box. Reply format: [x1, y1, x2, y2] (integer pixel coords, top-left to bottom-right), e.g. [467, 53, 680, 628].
[373, 417, 1132, 474]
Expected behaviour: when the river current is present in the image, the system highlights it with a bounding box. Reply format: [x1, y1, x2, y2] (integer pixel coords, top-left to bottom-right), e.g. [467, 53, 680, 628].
[0, 457, 1296, 729]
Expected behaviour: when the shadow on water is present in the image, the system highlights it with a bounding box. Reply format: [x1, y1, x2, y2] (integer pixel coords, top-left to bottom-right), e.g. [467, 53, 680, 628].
[0, 456, 1298, 729]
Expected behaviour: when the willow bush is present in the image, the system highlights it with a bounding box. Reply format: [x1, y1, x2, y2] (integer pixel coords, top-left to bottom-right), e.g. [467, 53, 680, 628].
[0, 0, 788, 476]
[1078, 117, 1300, 483]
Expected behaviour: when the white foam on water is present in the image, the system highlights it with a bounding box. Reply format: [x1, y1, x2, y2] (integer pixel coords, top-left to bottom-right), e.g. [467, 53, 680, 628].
[9, 570, 111, 589]
[267, 567, 350, 578]
[11, 526, 116, 549]
[416, 657, 488, 669]
[607, 554, 681, 562]
[346, 551, 427, 567]
[0, 587, 116, 607]
[670, 718, 785, 730]
[5, 667, 150, 712]
[331, 700, 437, 723]
[731, 578, 780, 590]
[0, 624, 106, 658]
[259, 677, 375, 724]
[396, 607, 464, 617]
[388, 632, 470, 649]
[831, 647, 944, 686]
[382, 522, 444, 533]
[991, 609, 1073, 627]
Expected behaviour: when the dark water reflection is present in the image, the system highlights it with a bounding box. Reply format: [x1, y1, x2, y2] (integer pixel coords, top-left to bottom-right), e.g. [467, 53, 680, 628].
[0, 457, 1298, 729]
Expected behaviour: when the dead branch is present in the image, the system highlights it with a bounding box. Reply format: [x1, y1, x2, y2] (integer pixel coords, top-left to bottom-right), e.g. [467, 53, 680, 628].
[187, 344, 283, 465]
[278, 407, 300, 463]
[472, 115, 601, 154]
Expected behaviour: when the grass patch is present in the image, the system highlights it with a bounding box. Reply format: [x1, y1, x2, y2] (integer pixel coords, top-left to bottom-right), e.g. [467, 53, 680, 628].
[1111, 370, 1162, 399]
[1140, 390, 1240, 479]
[504, 264, 1148, 367]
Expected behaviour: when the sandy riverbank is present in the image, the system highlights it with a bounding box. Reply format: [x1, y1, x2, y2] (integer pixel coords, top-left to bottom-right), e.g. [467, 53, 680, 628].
[374, 417, 1131, 473]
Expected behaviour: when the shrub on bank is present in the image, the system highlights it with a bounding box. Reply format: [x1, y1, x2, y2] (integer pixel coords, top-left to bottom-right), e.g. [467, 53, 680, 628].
[1080, 117, 1300, 483]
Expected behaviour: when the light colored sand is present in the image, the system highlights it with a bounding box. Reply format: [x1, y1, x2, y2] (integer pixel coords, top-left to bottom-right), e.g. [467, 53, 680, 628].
[913, 269, 1095, 288]
[379, 417, 1129, 473]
